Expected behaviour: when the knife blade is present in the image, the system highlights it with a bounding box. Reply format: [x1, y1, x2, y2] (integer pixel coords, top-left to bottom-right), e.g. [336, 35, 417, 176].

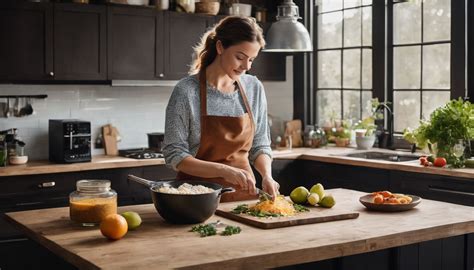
[256, 188, 273, 201]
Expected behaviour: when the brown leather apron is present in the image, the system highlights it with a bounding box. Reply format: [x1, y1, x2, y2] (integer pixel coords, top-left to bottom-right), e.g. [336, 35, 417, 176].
[176, 70, 258, 202]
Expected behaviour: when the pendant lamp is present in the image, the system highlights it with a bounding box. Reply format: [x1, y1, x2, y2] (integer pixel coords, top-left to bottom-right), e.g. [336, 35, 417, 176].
[262, 0, 313, 52]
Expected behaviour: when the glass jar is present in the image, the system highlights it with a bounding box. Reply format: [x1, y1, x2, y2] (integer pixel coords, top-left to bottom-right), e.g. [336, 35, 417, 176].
[303, 125, 315, 147]
[312, 126, 327, 148]
[69, 180, 117, 226]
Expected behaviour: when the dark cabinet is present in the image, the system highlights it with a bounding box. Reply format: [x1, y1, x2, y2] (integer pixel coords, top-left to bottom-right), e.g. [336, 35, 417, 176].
[107, 6, 164, 80]
[0, 2, 106, 81]
[54, 4, 107, 80]
[389, 171, 474, 206]
[0, 2, 53, 81]
[163, 12, 214, 80]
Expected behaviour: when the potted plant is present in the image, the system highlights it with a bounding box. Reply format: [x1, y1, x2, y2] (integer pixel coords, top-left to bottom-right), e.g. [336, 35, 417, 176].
[403, 98, 474, 168]
[354, 117, 377, 150]
[334, 127, 351, 147]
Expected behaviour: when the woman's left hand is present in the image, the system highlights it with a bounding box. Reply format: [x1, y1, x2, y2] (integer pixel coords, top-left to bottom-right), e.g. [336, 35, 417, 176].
[262, 176, 280, 198]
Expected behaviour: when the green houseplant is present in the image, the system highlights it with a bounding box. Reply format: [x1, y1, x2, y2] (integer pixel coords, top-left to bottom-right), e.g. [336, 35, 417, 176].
[404, 98, 474, 167]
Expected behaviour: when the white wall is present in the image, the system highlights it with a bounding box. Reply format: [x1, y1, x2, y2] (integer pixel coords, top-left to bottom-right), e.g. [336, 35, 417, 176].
[0, 57, 293, 161]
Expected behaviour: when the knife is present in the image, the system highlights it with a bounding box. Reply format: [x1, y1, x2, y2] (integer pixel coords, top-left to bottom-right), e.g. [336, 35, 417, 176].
[256, 188, 274, 201]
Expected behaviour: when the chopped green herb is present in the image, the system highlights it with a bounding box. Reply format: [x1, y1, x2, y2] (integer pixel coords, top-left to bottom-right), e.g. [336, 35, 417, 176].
[293, 204, 309, 212]
[231, 204, 250, 214]
[221, 225, 241, 236]
[190, 224, 217, 237]
[231, 204, 282, 218]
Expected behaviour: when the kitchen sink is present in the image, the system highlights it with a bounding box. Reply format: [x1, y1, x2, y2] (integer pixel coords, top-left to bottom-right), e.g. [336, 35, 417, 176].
[343, 151, 420, 162]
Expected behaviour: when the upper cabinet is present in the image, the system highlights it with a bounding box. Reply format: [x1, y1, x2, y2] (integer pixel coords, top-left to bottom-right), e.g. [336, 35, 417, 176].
[0, 2, 53, 81]
[164, 12, 215, 80]
[107, 6, 164, 80]
[0, 2, 106, 81]
[54, 4, 106, 80]
[0, 3, 286, 82]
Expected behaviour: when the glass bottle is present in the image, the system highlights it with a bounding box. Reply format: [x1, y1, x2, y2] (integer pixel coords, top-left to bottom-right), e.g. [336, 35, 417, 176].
[69, 180, 117, 226]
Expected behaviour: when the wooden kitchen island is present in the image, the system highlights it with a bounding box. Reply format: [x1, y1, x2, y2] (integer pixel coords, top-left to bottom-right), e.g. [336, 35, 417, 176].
[5, 189, 474, 270]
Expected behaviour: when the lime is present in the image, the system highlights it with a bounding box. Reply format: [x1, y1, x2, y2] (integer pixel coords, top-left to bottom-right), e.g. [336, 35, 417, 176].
[307, 193, 320, 206]
[290, 186, 309, 204]
[309, 183, 325, 200]
[318, 194, 336, 208]
[121, 211, 142, 230]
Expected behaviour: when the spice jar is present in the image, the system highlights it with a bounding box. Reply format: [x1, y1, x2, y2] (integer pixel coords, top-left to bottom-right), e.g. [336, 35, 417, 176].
[70, 180, 117, 226]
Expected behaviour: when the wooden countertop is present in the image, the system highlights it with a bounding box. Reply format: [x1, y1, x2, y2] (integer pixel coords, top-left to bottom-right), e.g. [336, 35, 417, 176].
[1, 147, 473, 179]
[0, 155, 165, 177]
[272, 147, 474, 180]
[5, 188, 474, 269]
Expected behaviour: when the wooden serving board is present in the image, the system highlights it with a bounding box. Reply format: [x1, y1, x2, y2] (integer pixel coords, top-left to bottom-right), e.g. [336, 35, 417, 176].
[216, 198, 359, 229]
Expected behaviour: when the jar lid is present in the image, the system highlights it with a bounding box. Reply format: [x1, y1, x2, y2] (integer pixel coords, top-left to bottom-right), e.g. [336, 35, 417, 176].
[76, 180, 111, 193]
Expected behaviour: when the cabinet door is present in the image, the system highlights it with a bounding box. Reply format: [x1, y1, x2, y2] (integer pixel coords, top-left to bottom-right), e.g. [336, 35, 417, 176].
[107, 6, 163, 80]
[164, 12, 214, 80]
[54, 3, 106, 80]
[0, 2, 53, 81]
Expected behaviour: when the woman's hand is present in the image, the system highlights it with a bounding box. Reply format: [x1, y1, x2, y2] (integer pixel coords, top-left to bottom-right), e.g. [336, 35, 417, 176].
[262, 176, 280, 198]
[221, 165, 257, 195]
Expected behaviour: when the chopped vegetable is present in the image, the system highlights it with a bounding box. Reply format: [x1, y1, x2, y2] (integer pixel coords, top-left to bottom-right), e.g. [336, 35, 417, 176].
[221, 226, 241, 236]
[190, 224, 217, 237]
[293, 204, 309, 212]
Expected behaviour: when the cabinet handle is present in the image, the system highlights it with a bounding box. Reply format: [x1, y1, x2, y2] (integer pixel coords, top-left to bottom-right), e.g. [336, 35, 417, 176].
[15, 201, 42, 206]
[159, 73, 164, 78]
[49, 71, 54, 77]
[428, 186, 474, 196]
[38, 181, 56, 188]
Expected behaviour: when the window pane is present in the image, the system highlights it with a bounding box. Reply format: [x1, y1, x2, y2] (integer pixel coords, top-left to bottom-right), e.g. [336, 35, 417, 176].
[393, 2, 421, 44]
[344, 0, 361, 9]
[394, 46, 421, 89]
[343, 49, 361, 88]
[317, 90, 342, 126]
[422, 91, 450, 120]
[361, 91, 373, 119]
[362, 49, 372, 89]
[394, 91, 421, 132]
[318, 12, 343, 49]
[362, 0, 372, 5]
[362, 7, 372, 46]
[422, 44, 450, 89]
[319, 0, 343, 13]
[343, 90, 361, 121]
[318, 51, 341, 88]
[344, 8, 361, 47]
[423, 0, 451, 42]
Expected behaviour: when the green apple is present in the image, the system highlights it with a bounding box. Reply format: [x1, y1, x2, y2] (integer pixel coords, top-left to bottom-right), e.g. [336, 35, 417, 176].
[309, 183, 325, 200]
[319, 194, 336, 208]
[290, 186, 309, 204]
[121, 211, 142, 230]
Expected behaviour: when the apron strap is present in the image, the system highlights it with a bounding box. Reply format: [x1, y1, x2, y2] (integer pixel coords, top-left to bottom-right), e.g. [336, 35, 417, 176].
[199, 69, 254, 127]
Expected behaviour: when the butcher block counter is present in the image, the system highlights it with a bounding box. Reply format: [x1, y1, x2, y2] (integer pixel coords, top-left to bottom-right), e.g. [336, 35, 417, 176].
[2, 147, 473, 179]
[5, 189, 474, 269]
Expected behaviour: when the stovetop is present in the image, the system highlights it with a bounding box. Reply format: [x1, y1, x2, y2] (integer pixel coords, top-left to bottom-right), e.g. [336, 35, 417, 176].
[118, 148, 163, 159]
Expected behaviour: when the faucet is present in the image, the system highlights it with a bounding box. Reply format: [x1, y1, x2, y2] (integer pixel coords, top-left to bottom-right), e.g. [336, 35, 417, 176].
[375, 103, 394, 149]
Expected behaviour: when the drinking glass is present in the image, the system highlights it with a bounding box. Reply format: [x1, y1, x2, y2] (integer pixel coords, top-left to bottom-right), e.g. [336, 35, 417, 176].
[452, 139, 465, 158]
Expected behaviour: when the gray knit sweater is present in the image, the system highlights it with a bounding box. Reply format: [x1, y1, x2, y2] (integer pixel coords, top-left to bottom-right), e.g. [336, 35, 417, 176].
[162, 74, 272, 170]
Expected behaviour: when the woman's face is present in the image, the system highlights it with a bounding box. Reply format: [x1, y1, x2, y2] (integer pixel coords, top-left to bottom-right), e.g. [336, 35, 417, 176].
[217, 41, 261, 81]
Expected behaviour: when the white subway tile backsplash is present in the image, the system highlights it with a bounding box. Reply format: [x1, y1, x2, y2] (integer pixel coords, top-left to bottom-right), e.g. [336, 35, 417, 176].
[0, 58, 293, 161]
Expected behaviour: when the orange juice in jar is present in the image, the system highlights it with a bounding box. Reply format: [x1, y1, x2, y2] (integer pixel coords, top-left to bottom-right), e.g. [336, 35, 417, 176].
[70, 180, 117, 226]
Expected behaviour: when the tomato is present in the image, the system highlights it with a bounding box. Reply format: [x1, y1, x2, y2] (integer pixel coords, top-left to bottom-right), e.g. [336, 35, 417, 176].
[419, 157, 427, 165]
[433, 157, 447, 167]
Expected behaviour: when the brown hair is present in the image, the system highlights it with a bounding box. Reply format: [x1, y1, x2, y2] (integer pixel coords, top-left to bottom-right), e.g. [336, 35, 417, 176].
[189, 16, 265, 74]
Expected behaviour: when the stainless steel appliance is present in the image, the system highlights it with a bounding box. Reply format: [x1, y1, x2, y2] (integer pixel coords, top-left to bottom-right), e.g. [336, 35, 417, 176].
[49, 120, 91, 163]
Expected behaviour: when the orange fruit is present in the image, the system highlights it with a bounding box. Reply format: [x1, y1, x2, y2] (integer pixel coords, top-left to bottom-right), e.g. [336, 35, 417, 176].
[100, 214, 128, 240]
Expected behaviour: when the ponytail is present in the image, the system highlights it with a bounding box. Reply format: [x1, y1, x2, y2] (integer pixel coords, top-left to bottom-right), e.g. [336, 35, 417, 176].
[189, 16, 265, 75]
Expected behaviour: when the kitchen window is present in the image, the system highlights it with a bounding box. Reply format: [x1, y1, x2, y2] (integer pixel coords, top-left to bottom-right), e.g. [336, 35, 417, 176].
[315, 0, 374, 127]
[313, 0, 467, 133]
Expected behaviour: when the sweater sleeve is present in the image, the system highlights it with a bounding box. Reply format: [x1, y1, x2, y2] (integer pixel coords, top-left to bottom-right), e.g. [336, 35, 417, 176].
[248, 79, 273, 164]
[162, 85, 193, 170]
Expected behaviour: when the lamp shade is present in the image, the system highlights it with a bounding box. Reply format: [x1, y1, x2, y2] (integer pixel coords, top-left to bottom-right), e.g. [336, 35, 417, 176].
[262, 0, 312, 52]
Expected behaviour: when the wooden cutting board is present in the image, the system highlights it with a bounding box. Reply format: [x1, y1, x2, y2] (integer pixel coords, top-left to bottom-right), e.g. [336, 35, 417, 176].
[216, 198, 359, 229]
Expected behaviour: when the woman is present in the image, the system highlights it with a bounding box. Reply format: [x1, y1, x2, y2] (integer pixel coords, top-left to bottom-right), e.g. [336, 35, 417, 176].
[162, 16, 279, 202]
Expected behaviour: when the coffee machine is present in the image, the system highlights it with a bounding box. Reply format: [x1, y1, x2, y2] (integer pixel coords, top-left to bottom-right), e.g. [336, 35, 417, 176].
[49, 120, 91, 163]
